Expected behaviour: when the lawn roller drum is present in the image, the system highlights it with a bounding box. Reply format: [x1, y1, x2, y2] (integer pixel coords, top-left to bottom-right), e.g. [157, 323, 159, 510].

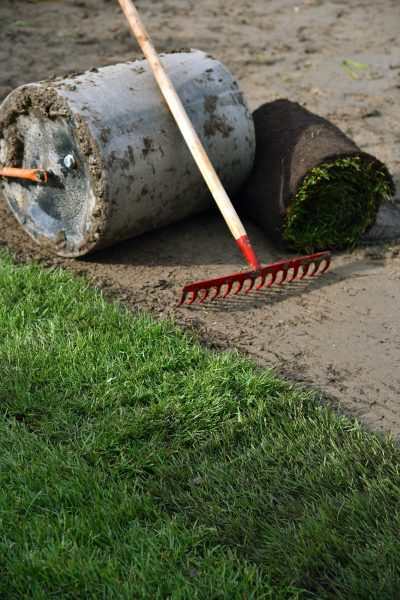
[0, 49, 254, 257]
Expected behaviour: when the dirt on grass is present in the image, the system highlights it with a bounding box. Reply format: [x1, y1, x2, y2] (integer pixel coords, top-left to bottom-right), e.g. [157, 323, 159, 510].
[1, 0, 399, 438]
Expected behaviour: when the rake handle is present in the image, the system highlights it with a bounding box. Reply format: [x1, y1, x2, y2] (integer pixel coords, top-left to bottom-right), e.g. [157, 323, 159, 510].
[117, 0, 261, 271]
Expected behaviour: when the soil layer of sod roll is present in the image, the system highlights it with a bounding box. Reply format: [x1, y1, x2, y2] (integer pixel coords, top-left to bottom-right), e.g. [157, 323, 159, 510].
[239, 99, 394, 252]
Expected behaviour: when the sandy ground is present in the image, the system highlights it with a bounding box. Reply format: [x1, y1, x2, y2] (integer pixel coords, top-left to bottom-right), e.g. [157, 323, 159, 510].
[0, 0, 399, 437]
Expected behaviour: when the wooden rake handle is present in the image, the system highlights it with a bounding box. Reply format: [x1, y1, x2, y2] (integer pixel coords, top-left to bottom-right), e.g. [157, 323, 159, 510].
[117, 0, 261, 270]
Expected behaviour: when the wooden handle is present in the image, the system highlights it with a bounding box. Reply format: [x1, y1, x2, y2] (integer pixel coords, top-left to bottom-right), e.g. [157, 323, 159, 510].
[117, 0, 248, 243]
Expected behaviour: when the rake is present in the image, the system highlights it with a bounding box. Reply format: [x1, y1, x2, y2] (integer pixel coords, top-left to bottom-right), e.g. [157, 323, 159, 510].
[118, 0, 331, 307]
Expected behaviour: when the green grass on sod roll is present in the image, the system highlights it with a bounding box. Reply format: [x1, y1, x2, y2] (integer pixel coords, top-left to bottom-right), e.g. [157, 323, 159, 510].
[282, 156, 392, 252]
[1, 251, 400, 598]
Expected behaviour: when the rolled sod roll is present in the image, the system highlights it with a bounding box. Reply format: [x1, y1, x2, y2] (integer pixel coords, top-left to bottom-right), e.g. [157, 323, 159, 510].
[238, 99, 395, 251]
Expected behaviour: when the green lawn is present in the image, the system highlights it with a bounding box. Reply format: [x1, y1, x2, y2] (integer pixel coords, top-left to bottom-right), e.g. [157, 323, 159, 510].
[0, 251, 399, 599]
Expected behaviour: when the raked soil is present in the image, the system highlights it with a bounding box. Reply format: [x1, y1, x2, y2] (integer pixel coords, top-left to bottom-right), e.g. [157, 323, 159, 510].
[0, 0, 399, 438]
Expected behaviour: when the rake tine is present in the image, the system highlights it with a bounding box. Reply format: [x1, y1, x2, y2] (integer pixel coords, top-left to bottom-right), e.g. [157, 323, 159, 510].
[222, 282, 233, 298]
[265, 272, 276, 288]
[187, 289, 199, 305]
[320, 256, 331, 273]
[176, 292, 187, 308]
[211, 286, 221, 300]
[286, 267, 298, 283]
[255, 273, 266, 291]
[275, 269, 287, 286]
[308, 261, 318, 278]
[233, 279, 244, 295]
[298, 264, 309, 280]
[245, 277, 255, 293]
[198, 288, 209, 304]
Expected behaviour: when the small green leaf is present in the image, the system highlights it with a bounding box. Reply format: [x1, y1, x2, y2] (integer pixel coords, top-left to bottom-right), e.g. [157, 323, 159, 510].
[341, 59, 369, 79]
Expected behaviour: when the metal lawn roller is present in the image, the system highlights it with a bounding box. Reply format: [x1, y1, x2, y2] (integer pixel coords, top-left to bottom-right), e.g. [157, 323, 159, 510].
[0, 50, 254, 258]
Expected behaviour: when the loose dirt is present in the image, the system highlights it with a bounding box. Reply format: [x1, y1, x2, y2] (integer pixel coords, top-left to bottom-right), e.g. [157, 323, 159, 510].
[1, 0, 399, 438]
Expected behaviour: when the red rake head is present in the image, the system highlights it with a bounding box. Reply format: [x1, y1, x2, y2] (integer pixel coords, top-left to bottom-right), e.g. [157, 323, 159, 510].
[176, 251, 331, 307]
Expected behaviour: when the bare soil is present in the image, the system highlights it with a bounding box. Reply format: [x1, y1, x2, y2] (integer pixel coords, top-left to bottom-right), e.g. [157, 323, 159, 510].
[1, 0, 399, 437]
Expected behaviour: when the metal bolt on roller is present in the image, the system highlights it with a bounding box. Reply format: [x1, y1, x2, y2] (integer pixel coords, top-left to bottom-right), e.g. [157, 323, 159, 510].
[0, 49, 255, 256]
[63, 154, 76, 169]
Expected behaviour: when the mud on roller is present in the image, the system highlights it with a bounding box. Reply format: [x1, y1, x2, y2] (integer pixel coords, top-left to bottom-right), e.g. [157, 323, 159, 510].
[0, 49, 255, 257]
